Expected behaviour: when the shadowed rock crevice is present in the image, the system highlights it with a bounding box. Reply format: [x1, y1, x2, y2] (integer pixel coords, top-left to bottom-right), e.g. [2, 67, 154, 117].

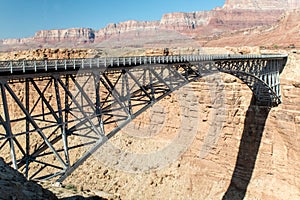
[222, 95, 270, 200]
[0, 157, 58, 200]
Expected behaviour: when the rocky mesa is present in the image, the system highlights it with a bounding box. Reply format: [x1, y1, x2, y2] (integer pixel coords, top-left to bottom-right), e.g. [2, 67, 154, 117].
[223, 0, 300, 10]
[0, 0, 297, 50]
[205, 9, 300, 47]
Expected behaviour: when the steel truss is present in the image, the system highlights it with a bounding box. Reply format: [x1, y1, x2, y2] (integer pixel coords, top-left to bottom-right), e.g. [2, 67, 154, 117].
[0, 55, 287, 182]
[213, 58, 285, 106]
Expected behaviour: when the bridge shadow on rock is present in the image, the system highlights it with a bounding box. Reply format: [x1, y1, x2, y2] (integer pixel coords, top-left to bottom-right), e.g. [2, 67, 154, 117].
[222, 95, 270, 200]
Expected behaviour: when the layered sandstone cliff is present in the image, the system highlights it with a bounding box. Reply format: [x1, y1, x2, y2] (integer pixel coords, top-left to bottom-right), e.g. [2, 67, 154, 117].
[0, 48, 100, 61]
[95, 20, 159, 42]
[223, 0, 300, 10]
[205, 9, 300, 47]
[0, 0, 291, 50]
[34, 28, 95, 43]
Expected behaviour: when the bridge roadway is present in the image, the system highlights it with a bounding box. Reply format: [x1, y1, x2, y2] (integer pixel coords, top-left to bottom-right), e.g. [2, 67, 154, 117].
[0, 54, 287, 75]
[0, 54, 288, 182]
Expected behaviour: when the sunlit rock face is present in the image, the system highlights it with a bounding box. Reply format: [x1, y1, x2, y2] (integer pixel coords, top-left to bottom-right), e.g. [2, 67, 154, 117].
[223, 0, 300, 10]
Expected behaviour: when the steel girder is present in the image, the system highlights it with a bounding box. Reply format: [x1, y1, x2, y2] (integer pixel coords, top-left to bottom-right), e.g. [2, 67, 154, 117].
[0, 56, 287, 182]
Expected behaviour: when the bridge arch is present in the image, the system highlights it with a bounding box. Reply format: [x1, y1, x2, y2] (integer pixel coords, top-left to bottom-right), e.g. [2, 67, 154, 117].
[220, 69, 281, 106]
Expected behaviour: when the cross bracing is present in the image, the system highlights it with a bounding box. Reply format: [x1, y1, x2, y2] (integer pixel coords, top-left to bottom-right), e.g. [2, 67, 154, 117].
[0, 54, 288, 181]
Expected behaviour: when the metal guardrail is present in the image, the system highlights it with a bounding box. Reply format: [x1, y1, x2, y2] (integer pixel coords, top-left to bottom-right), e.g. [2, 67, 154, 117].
[0, 54, 288, 75]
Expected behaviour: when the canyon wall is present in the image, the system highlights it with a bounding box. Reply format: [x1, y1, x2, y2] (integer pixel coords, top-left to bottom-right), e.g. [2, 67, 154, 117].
[0, 0, 291, 50]
[205, 10, 300, 47]
[223, 0, 300, 10]
[34, 28, 95, 43]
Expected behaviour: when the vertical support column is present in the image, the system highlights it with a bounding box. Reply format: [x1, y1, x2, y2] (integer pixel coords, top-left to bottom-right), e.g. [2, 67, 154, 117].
[124, 72, 132, 115]
[120, 70, 130, 110]
[0, 81, 17, 170]
[65, 75, 69, 137]
[148, 69, 155, 100]
[276, 60, 281, 101]
[54, 76, 70, 168]
[167, 66, 174, 89]
[93, 72, 105, 136]
[25, 79, 30, 178]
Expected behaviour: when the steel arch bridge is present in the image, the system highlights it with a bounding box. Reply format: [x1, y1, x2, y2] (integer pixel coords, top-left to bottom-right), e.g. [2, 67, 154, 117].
[0, 54, 287, 182]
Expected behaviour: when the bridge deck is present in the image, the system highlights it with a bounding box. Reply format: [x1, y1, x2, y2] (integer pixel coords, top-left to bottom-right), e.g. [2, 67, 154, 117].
[0, 54, 287, 77]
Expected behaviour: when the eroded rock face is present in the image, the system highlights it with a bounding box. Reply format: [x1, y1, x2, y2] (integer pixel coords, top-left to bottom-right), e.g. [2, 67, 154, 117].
[205, 10, 300, 47]
[95, 20, 160, 43]
[0, 1, 289, 50]
[223, 0, 300, 10]
[35, 28, 95, 43]
[0, 157, 58, 200]
[0, 48, 100, 61]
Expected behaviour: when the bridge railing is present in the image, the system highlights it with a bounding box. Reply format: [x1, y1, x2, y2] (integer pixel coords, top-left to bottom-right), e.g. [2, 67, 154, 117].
[0, 54, 288, 75]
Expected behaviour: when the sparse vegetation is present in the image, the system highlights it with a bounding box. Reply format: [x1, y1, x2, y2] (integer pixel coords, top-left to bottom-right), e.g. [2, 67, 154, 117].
[65, 184, 77, 192]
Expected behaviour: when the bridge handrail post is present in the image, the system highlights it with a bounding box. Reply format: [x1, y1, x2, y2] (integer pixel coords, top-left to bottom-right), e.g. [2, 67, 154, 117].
[55, 60, 58, 70]
[110, 58, 113, 66]
[64, 60, 67, 70]
[22, 60, 25, 73]
[45, 60, 47, 72]
[10, 61, 13, 73]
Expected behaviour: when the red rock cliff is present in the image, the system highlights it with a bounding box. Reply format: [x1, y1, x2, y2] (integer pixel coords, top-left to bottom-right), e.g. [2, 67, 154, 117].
[0, 0, 294, 50]
[34, 28, 95, 43]
[223, 0, 300, 10]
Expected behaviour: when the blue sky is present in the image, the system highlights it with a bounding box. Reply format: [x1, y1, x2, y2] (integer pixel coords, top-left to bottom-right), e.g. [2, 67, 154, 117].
[0, 0, 225, 39]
